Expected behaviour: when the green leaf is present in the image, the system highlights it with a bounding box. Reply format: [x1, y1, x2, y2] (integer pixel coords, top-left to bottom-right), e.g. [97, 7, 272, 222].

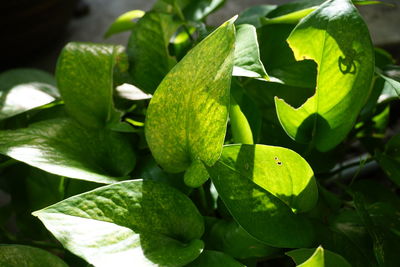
[104, 10, 145, 38]
[204, 219, 280, 259]
[0, 68, 59, 120]
[127, 12, 180, 93]
[207, 144, 318, 247]
[376, 134, 400, 186]
[236, 5, 277, 28]
[0, 118, 136, 184]
[243, 79, 313, 150]
[0, 244, 68, 267]
[145, 18, 236, 178]
[33, 180, 204, 267]
[289, 246, 325, 267]
[379, 73, 400, 100]
[233, 24, 269, 80]
[287, 246, 352, 267]
[275, 0, 374, 151]
[56, 42, 122, 128]
[186, 250, 244, 267]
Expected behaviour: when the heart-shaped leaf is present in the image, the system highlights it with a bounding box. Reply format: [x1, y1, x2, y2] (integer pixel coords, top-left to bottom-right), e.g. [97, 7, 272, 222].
[275, 0, 374, 151]
[56, 42, 123, 129]
[33, 180, 204, 267]
[207, 144, 318, 247]
[145, 17, 236, 184]
[0, 118, 135, 184]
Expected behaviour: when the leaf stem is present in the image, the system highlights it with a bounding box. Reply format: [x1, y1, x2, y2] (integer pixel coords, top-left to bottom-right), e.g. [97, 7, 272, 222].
[229, 95, 254, 144]
[198, 185, 209, 213]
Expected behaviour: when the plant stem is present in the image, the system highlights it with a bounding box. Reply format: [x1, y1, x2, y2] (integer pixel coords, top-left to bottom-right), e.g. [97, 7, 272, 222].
[229, 95, 254, 144]
[328, 157, 374, 177]
[198, 185, 208, 213]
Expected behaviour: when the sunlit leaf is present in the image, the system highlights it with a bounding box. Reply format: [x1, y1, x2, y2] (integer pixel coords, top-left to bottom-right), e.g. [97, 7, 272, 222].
[287, 246, 351, 267]
[0, 68, 59, 120]
[145, 17, 236, 186]
[233, 24, 269, 80]
[275, 0, 375, 151]
[104, 10, 145, 38]
[33, 180, 204, 267]
[207, 144, 318, 247]
[0, 118, 136, 184]
[56, 43, 122, 128]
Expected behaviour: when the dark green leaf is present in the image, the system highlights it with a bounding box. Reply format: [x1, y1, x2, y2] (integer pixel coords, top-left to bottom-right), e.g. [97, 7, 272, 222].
[56, 42, 122, 128]
[186, 250, 244, 267]
[0, 245, 68, 267]
[275, 0, 375, 151]
[145, 17, 236, 184]
[104, 10, 145, 38]
[127, 12, 180, 93]
[33, 180, 204, 267]
[258, 24, 317, 88]
[376, 134, 400, 186]
[354, 193, 400, 267]
[0, 118, 136, 183]
[207, 144, 318, 247]
[204, 219, 280, 259]
[0, 68, 59, 120]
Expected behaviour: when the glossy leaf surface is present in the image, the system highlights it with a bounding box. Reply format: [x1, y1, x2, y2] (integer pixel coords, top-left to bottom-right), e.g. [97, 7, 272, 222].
[56, 43, 122, 128]
[233, 24, 268, 79]
[0, 118, 136, 184]
[33, 180, 204, 267]
[145, 18, 235, 176]
[104, 10, 145, 38]
[0, 68, 59, 120]
[287, 246, 351, 267]
[207, 144, 318, 247]
[275, 0, 374, 151]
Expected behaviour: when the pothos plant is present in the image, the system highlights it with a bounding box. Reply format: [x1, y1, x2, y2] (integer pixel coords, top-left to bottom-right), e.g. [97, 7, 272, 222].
[0, 0, 400, 266]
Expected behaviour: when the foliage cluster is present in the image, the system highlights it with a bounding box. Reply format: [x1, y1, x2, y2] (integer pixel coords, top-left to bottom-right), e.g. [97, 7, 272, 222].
[1, 0, 400, 266]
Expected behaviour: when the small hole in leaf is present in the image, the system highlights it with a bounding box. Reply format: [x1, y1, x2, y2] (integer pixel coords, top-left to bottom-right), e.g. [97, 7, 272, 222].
[277, 161, 282, 165]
